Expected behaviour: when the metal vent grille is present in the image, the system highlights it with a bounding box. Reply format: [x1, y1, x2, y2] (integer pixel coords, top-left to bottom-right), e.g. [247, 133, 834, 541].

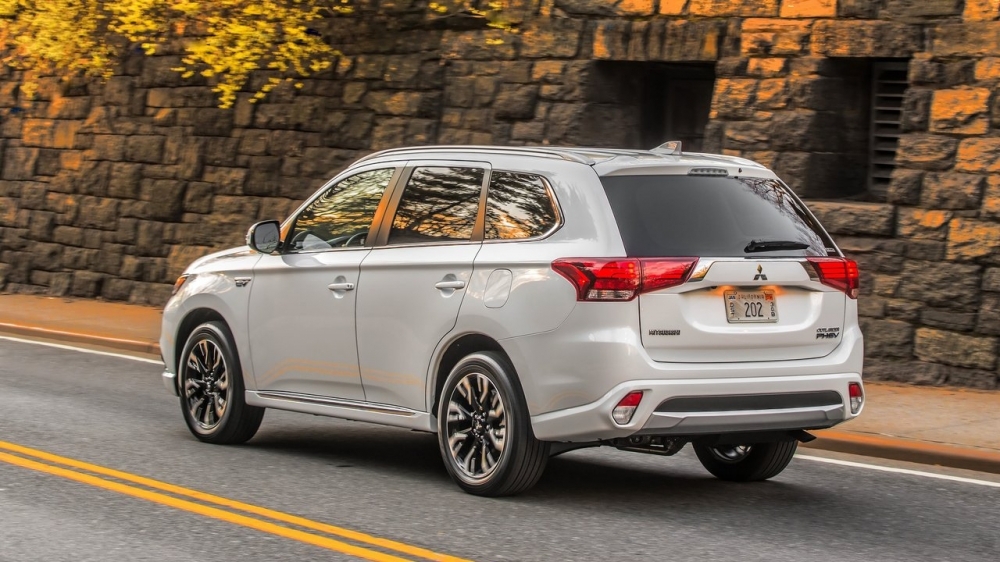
[868, 61, 909, 199]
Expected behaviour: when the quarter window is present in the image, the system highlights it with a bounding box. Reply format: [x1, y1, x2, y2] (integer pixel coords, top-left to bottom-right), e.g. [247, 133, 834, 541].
[288, 168, 394, 252]
[485, 172, 558, 240]
[388, 167, 485, 245]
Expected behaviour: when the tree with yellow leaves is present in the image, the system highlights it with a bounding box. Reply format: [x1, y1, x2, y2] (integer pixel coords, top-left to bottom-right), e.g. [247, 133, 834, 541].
[0, 0, 511, 108]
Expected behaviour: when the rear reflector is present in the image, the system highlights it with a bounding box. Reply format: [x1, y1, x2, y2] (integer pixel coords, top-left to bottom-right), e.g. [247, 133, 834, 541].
[552, 258, 699, 302]
[612, 391, 643, 425]
[807, 257, 860, 299]
[848, 382, 864, 415]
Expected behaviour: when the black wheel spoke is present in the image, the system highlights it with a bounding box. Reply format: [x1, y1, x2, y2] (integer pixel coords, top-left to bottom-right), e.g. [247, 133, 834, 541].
[184, 338, 230, 431]
[446, 371, 507, 481]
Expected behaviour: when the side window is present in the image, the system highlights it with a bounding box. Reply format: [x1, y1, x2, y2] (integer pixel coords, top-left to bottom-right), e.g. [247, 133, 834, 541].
[388, 166, 485, 245]
[288, 168, 394, 252]
[485, 172, 558, 240]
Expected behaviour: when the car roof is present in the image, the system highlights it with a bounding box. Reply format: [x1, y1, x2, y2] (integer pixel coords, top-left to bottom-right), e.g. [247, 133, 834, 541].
[353, 145, 771, 177]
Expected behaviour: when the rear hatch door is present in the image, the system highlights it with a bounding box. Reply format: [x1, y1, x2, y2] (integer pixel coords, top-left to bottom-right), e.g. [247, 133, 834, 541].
[601, 171, 848, 363]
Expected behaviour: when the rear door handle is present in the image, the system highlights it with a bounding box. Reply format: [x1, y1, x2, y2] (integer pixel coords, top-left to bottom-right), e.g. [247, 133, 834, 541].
[435, 280, 466, 290]
[327, 282, 355, 292]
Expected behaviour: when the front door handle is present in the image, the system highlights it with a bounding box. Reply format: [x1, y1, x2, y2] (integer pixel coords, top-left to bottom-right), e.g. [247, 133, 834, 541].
[327, 282, 355, 292]
[435, 280, 466, 290]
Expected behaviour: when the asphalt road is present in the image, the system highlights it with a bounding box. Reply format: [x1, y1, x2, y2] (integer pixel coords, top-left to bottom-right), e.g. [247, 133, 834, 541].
[1, 337, 998, 562]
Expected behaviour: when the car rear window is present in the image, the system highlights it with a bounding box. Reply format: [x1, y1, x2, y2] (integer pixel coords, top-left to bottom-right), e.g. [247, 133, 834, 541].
[600, 175, 834, 258]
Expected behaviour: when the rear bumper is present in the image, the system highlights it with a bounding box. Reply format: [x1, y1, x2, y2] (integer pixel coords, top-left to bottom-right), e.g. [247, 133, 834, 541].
[530, 373, 861, 442]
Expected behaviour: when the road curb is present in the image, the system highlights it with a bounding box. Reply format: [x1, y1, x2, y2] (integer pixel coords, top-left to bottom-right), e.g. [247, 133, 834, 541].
[0, 322, 161, 357]
[803, 430, 1000, 475]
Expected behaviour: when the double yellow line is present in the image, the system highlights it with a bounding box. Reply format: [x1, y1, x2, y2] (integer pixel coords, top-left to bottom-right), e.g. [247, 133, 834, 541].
[0, 441, 472, 562]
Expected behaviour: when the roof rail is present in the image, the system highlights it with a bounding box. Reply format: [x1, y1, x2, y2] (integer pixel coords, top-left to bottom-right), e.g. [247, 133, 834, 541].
[353, 145, 595, 166]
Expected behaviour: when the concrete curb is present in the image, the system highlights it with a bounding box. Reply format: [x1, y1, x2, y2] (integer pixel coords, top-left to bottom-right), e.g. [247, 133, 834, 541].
[0, 322, 161, 357]
[803, 430, 1000, 475]
[2, 322, 999, 476]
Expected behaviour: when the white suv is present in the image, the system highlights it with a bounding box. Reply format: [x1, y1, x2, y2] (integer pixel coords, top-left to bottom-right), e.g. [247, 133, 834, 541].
[161, 144, 864, 496]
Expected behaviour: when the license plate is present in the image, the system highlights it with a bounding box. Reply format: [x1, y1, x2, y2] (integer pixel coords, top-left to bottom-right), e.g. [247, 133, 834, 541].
[725, 290, 778, 323]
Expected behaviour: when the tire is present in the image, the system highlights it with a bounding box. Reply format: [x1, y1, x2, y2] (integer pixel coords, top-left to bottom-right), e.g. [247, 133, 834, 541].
[693, 440, 798, 482]
[178, 321, 264, 445]
[437, 351, 550, 497]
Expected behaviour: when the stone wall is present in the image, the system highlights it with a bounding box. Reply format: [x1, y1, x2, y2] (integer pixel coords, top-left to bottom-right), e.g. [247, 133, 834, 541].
[1, 0, 1000, 389]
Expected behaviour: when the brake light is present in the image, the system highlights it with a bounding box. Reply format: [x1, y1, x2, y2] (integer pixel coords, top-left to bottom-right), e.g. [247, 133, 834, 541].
[552, 258, 698, 301]
[807, 257, 859, 299]
[848, 382, 864, 414]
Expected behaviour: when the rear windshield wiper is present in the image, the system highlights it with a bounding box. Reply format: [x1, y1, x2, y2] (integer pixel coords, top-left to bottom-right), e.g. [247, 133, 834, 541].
[744, 239, 811, 253]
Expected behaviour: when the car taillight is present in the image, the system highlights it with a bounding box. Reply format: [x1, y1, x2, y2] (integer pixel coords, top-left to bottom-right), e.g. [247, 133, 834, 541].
[848, 382, 864, 414]
[552, 258, 698, 302]
[807, 257, 859, 299]
[612, 391, 643, 425]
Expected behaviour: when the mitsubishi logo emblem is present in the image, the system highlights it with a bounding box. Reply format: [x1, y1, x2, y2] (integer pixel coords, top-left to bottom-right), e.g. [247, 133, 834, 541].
[754, 264, 767, 281]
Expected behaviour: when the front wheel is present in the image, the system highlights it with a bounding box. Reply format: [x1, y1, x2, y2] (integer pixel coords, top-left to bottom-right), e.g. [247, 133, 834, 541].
[693, 440, 798, 482]
[178, 321, 264, 445]
[437, 351, 549, 497]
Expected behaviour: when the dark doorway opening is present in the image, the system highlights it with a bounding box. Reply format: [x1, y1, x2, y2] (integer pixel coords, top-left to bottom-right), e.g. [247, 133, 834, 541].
[582, 62, 716, 151]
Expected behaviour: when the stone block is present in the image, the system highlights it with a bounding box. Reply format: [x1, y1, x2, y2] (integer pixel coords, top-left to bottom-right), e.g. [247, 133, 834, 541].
[722, 121, 770, 151]
[897, 209, 951, 240]
[47, 97, 91, 120]
[124, 135, 165, 164]
[108, 163, 142, 199]
[976, 293, 1000, 335]
[103, 77, 132, 106]
[810, 21, 921, 57]
[688, 0, 778, 16]
[711, 79, 757, 119]
[929, 88, 991, 135]
[946, 218, 1000, 261]
[78, 197, 119, 230]
[135, 221, 167, 257]
[70, 271, 104, 298]
[981, 176, 1000, 219]
[184, 182, 214, 214]
[202, 167, 247, 194]
[363, 91, 440, 117]
[808, 201, 895, 236]
[746, 58, 787, 78]
[886, 298, 923, 322]
[909, 56, 943, 86]
[101, 278, 133, 301]
[964, 0, 1000, 21]
[921, 308, 977, 332]
[905, 240, 948, 261]
[895, 134, 958, 171]
[139, 179, 186, 221]
[983, 267, 1000, 291]
[756, 79, 790, 110]
[954, 138, 1000, 174]
[898, 261, 981, 310]
[741, 18, 812, 56]
[920, 172, 984, 210]
[521, 20, 583, 59]
[881, 0, 964, 18]
[494, 85, 540, 119]
[780, 0, 837, 17]
[931, 23, 1000, 57]
[191, 108, 234, 137]
[91, 135, 125, 161]
[900, 88, 932, 132]
[860, 319, 913, 358]
[915, 328, 997, 370]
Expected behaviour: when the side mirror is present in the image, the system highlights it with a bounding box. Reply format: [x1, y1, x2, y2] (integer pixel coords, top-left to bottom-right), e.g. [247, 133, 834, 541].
[247, 220, 281, 254]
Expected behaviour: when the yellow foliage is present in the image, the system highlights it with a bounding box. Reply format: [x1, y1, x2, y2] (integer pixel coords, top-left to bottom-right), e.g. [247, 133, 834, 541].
[0, 0, 511, 108]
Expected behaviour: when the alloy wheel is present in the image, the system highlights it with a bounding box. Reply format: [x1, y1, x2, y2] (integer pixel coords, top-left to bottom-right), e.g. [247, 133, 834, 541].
[446, 372, 507, 481]
[184, 339, 230, 431]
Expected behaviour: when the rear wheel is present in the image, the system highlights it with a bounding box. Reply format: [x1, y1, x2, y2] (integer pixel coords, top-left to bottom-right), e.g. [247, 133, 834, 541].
[178, 321, 264, 444]
[693, 440, 797, 482]
[437, 351, 549, 497]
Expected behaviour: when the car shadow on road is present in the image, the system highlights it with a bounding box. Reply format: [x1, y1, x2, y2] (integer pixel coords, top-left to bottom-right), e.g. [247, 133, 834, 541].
[246, 419, 829, 508]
